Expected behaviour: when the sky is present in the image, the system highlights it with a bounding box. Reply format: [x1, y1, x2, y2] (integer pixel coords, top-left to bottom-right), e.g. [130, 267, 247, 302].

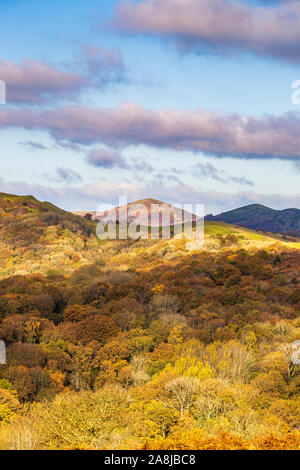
[1, 0, 300, 214]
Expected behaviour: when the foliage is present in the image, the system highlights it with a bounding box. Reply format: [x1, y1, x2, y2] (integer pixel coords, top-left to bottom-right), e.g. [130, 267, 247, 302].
[0, 194, 299, 449]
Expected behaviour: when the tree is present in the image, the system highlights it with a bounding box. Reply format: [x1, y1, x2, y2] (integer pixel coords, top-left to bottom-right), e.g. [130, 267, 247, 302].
[143, 401, 179, 438]
[68, 315, 119, 346]
[7, 343, 46, 368]
[63, 305, 99, 323]
[165, 376, 199, 414]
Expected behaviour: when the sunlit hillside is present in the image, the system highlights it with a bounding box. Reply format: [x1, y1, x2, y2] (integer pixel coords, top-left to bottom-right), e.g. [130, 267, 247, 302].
[0, 193, 102, 277]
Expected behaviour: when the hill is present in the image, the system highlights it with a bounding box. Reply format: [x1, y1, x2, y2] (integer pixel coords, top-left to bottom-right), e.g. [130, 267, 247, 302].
[0, 192, 101, 277]
[74, 198, 199, 226]
[205, 203, 300, 236]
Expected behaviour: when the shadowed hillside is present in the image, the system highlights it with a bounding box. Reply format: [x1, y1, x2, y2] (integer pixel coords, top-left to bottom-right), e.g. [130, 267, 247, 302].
[206, 204, 300, 236]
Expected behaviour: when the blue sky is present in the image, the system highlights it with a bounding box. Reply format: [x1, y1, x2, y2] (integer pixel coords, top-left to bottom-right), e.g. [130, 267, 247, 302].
[1, 0, 300, 214]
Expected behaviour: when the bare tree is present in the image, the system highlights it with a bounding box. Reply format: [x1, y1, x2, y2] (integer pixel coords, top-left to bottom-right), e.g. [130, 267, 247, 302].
[165, 376, 199, 414]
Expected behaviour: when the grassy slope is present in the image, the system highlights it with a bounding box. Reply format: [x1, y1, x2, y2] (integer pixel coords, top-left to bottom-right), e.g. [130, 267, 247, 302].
[205, 221, 300, 244]
[0, 192, 96, 232]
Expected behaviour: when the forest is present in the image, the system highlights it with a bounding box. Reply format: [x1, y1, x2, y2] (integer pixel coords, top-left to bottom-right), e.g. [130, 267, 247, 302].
[0, 193, 299, 450]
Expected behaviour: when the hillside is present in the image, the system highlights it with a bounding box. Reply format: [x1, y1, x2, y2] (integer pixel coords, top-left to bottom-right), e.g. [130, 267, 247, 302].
[0, 192, 101, 277]
[206, 204, 300, 236]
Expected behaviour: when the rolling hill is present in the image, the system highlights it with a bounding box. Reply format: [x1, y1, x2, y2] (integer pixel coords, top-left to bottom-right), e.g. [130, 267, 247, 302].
[205, 203, 300, 236]
[73, 198, 199, 226]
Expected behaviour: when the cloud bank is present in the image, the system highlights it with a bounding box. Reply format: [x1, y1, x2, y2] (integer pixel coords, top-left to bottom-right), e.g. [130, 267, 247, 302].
[0, 176, 299, 214]
[1, 102, 300, 159]
[0, 59, 87, 104]
[0, 46, 126, 104]
[112, 0, 300, 63]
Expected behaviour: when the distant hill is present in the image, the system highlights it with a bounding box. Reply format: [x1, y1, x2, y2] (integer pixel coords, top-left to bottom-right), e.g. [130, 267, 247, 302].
[205, 204, 300, 236]
[74, 198, 199, 227]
